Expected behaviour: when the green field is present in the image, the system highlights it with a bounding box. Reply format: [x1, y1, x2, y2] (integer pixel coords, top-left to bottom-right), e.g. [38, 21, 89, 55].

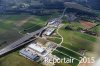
[0, 51, 44, 66]
[0, 13, 98, 66]
[0, 15, 29, 48]
[56, 47, 82, 60]
[47, 38, 62, 44]
[58, 23, 96, 52]
[19, 16, 46, 34]
[90, 25, 100, 34]
[0, 15, 49, 66]
[0, 14, 59, 66]
[52, 50, 79, 66]
[0, 15, 49, 49]
[52, 22, 97, 66]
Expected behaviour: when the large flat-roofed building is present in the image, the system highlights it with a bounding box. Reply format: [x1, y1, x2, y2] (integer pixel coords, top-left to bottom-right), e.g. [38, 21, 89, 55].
[48, 18, 58, 25]
[44, 28, 55, 36]
[20, 49, 40, 61]
[28, 43, 46, 54]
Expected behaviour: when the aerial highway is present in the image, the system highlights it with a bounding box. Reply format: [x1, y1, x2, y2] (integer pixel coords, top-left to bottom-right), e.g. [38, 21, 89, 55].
[0, 8, 65, 56]
[0, 27, 47, 56]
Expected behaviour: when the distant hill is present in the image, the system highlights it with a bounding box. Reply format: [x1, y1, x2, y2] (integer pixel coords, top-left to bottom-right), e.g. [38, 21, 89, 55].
[0, 0, 100, 10]
[73, 0, 100, 10]
[88, 0, 100, 10]
[0, 0, 100, 15]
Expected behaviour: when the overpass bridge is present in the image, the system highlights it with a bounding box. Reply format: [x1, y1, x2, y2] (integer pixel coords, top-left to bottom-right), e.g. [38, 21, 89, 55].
[0, 27, 47, 56]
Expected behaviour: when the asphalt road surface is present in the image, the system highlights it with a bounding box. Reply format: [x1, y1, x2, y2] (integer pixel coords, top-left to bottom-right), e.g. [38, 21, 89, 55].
[0, 27, 46, 56]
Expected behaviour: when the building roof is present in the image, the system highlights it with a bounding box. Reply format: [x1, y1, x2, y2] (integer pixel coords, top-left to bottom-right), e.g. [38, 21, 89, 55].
[28, 44, 45, 53]
[0, 27, 45, 56]
[20, 49, 38, 60]
[45, 28, 55, 36]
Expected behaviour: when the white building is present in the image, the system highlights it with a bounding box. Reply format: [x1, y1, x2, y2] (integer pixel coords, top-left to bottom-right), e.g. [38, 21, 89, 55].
[28, 43, 45, 54]
[44, 28, 55, 36]
[48, 18, 58, 25]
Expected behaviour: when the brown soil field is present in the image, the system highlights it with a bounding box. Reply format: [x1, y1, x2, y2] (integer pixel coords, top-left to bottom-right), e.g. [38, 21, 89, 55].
[80, 21, 96, 29]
